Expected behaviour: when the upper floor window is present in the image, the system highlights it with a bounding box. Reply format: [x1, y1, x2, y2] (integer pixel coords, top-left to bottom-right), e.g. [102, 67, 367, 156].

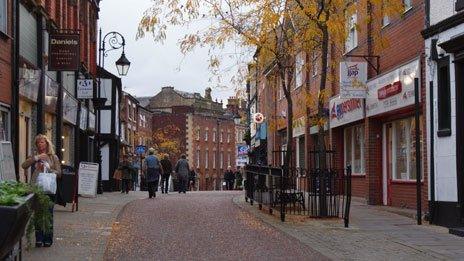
[220, 131, 223, 143]
[0, 0, 7, 34]
[227, 133, 231, 143]
[195, 128, 200, 141]
[295, 52, 304, 89]
[403, 0, 412, 12]
[345, 13, 358, 53]
[213, 130, 217, 142]
[205, 130, 208, 141]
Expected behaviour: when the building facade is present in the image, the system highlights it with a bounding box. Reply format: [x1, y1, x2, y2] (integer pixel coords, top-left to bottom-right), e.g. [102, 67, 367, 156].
[0, 0, 13, 152]
[120, 91, 139, 156]
[422, 0, 464, 227]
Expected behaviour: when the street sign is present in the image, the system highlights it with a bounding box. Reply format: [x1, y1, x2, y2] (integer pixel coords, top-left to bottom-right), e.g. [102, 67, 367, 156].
[135, 145, 147, 155]
[77, 79, 93, 99]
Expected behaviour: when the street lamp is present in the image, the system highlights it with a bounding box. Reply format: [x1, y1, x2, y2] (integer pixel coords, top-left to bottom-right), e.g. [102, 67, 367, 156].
[95, 30, 131, 194]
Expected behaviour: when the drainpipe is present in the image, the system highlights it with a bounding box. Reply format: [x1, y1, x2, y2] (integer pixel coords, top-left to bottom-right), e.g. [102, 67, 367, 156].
[12, 0, 20, 180]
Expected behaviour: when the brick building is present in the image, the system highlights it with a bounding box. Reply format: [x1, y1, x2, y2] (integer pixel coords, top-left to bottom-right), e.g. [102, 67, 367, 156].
[120, 91, 139, 155]
[143, 87, 237, 191]
[0, 0, 13, 145]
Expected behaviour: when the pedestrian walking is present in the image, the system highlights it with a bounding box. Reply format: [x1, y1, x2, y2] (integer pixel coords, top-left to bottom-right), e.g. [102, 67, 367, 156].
[118, 154, 133, 194]
[143, 148, 164, 198]
[160, 154, 172, 194]
[21, 134, 62, 248]
[174, 154, 190, 193]
[235, 166, 243, 190]
[131, 156, 140, 191]
[224, 166, 235, 190]
[189, 167, 197, 191]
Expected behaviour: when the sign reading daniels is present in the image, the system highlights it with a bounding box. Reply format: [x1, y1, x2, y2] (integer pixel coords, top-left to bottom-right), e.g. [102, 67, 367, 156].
[49, 33, 80, 71]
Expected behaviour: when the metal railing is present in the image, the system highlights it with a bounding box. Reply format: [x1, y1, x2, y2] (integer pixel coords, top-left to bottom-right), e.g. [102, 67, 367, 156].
[244, 164, 352, 227]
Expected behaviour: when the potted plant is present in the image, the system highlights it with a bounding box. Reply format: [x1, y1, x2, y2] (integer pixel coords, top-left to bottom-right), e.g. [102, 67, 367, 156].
[0, 181, 52, 259]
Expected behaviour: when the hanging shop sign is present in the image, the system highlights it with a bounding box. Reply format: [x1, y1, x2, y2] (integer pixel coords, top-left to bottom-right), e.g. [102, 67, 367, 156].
[63, 91, 78, 125]
[135, 145, 147, 155]
[253, 112, 265, 124]
[329, 96, 364, 128]
[237, 145, 249, 156]
[292, 116, 306, 137]
[18, 67, 41, 102]
[366, 59, 420, 117]
[80, 107, 88, 131]
[44, 74, 59, 112]
[48, 33, 80, 71]
[339, 61, 368, 98]
[77, 79, 94, 99]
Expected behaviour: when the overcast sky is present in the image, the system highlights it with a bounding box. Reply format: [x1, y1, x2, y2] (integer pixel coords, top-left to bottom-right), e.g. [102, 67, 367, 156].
[99, 0, 243, 103]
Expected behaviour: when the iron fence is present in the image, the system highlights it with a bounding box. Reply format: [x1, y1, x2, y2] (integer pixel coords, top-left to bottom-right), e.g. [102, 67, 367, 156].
[244, 164, 352, 227]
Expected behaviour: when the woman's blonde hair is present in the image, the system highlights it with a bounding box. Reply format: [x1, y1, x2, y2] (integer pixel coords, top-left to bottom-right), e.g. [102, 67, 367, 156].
[35, 134, 55, 155]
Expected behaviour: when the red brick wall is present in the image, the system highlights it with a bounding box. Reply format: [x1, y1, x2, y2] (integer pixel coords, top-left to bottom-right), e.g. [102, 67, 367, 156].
[0, 0, 13, 105]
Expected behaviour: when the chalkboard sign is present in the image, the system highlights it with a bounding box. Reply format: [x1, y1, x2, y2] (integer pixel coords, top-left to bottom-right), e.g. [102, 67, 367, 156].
[78, 162, 99, 197]
[0, 142, 16, 181]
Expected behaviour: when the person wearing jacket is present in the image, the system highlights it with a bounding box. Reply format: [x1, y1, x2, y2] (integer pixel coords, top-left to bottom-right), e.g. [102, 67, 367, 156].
[22, 134, 62, 248]
[119, 154, 134, 194]
[143, 148, 164, 198]
[160, 155, 172, 194]
[174, 154, 190, 193]
[224, 166, 235, 190]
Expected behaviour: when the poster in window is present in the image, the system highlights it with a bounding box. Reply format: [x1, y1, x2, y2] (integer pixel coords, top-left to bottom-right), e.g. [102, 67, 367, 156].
[63, 91, 78, 125]
[19, 67, 41, 102]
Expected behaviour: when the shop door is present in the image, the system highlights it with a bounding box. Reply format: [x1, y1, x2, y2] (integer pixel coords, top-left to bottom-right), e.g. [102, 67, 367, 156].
[19, 116, 30, 182]
[383, 123, 393, 206]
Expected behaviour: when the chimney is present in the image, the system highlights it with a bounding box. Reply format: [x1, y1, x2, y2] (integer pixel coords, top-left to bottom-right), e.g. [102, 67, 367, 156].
[205, 87, 212, 100]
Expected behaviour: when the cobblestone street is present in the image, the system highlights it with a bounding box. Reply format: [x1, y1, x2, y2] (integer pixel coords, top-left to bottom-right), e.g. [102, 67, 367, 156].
[104, 191, 327, 261]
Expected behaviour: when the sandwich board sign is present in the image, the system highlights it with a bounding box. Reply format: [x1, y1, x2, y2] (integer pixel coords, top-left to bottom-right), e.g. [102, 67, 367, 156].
[78, 162, 99, 197]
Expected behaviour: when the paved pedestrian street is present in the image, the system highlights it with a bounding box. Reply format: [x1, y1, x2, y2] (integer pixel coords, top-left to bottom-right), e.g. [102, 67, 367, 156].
[104, 191, 326, 260]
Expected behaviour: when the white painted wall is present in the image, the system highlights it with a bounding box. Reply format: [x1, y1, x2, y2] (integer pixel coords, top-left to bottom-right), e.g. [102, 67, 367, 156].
[425, 22, 464, 202]
[430, 0, 456, 26]
[101, 145, 109, 181]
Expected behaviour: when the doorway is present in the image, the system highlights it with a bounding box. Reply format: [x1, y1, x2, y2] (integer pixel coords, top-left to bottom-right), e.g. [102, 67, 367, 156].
[19, 116, 30, 182]
[383, 123, 393, 206]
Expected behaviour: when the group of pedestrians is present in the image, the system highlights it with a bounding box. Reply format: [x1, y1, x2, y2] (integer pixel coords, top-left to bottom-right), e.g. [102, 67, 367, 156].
[223, 166, 243, 190]
[117, 149, 197, 198]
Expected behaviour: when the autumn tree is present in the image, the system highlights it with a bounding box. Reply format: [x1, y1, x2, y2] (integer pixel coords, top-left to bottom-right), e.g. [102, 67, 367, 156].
[137, 0, 404, 169]
[152, 124, 182, 160]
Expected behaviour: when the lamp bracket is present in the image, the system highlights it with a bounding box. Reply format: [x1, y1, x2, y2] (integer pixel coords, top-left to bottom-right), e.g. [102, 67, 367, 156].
[344, 54, 380, 75]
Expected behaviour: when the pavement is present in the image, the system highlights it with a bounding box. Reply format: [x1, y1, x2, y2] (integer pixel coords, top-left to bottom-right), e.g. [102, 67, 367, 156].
[23, 191, 144, 261]
[21, 190, 464, 261]
[234, 195, 464, 260]
[105, 191, 326, 260]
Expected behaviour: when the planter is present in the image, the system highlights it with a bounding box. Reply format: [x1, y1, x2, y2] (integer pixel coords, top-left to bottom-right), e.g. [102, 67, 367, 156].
[0, 194, 35, 259]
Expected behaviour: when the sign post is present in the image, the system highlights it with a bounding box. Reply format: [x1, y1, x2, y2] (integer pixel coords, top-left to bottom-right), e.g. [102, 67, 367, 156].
[78, 162, 99, 197]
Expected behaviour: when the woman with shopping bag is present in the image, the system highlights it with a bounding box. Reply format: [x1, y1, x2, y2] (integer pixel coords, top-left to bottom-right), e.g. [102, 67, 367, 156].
[21, 134, 61, 248]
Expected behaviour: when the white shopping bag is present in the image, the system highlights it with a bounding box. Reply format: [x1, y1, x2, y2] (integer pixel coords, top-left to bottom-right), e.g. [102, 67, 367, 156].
[36, 170, 57, 194]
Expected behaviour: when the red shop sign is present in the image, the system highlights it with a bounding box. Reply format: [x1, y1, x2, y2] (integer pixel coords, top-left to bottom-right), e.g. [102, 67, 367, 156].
[378, 81, 402, 100]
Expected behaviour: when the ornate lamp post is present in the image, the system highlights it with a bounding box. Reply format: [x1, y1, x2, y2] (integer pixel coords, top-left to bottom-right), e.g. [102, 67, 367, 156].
[94, 30, 131, 194]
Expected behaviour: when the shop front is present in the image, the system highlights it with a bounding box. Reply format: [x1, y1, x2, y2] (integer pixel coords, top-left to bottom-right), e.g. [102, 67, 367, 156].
[365, 58, 426, 209]
[44, 74, 59, 142]
[62, 90, 78, 168]
[329, 96, 365, 197]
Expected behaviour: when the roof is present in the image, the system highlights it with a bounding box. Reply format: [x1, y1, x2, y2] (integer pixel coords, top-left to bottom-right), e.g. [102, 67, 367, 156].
[137, 96, 151, 107]
[173, 90, 202, 100]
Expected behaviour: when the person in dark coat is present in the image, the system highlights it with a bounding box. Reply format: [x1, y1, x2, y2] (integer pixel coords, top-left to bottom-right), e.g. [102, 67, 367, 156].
[160, 154, 172, 194]
[188, 167, 197, 191]
[224, 166, 235, 190]
[143, 148, 164, 198]
[175, 154, 190, 193]
[118, 154, 133, 194]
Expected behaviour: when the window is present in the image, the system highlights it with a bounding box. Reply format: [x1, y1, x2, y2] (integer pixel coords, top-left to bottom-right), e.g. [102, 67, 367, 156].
[195, 128, 200, 140]
[390, 117, 422, 181]
[205, 130, 208, 141]
[311, 53, 318, 77]
[220, 152, 224, 168]
[227, 153, 231, 168]
[196, 149, 200, 168]
[220, 131, 223, 143]
[213, 151, 216, 168]
[382, 15, 390, 27]
[403, 0, 412, 12]
[0, 108, 9, 141]
[457, 0, 464, 11]
[0, 0, 6, 34]
[344, 125, 365, 174]
[227, 133, 231, 143]
[205, 151, 209, 168]
[345, 13, 358, 52]
[437, 56, 451, 136]
[213, 130, 216, 142]
[295, 52, 304, 88]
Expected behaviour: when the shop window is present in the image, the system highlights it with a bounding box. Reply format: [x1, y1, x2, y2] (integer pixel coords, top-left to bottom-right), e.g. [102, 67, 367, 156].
[344, 125, 365, 174]
[390, 117, 422, 181]
[437, 56, 451, 136]
[0, 109, 9, 141]
[0, 0, 7, 34]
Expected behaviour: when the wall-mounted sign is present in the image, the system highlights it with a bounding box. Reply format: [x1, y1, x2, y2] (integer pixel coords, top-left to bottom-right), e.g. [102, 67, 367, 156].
[63, 91, 78, 125]
[80, 107, 88, 130]
[366, 59, 419, 117]
[77, 79, 93, 99]
[340, 61, 367, 98]
[48, 33, 80, 71]
[329, 96, 364, 128]
[19, 67, 41, 102]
